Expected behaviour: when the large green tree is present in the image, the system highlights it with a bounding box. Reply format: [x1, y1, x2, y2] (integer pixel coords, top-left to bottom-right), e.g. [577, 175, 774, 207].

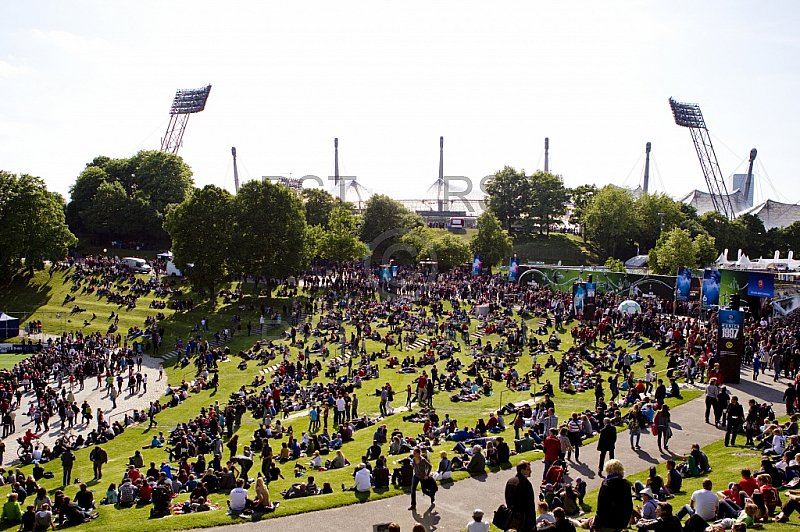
[303, 188, 336, 228]
[317, 206, 368, 263]
[698, 211, 746, 257]
[470, 211, 513, 267]
[67, 150, 193, 245]
[400, 227, 471, 268]
[0, 171, 77, 276]
[524, 171, 568, 236]
[359, 194, 423, 263]
[634, 192, 686, 252]
[568, 184, 597, 238]
[164, 185, 233, 297]
[583, 185, 636, 259]
[485, 166, 528, 231]
[648, 228, 697, 275]
[229, 180, 311, 284]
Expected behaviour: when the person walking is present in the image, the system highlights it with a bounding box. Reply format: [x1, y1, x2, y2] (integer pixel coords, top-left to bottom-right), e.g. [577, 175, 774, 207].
[61, 447, 76, 486]
[724, 396, 744, 447]
[704, 378, 719, 425]
[408, 447, 432, 510]
[655, 404, 672, 452]
[90, 445, 108, 480]
[504, 461, 536, 532]
[597, 417, 617, 475]
[148, 402, 158, 429]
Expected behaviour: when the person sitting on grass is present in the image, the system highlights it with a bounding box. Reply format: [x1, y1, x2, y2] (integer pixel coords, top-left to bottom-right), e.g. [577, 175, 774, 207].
[227, 478, 250, 514]
[1, 493, 22, 523]
[342, 463, 372, 493]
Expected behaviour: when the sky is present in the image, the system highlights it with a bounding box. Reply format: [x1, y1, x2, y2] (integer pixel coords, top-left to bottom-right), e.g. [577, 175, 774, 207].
[1, 1, 799, 206]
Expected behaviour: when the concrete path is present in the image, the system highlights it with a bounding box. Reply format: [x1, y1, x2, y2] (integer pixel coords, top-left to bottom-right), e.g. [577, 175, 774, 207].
[2, 354, 168, 467]
[207, 367, 789, 532]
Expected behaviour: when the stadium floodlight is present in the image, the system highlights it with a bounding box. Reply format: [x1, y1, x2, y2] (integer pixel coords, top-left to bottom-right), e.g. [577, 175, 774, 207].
[160, 84, 212, 154]
[669, 97, 706, 129]
[668, 97, 735, 219]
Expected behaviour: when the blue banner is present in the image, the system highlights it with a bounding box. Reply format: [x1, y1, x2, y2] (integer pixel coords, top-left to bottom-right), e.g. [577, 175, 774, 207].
[472, 255, 482, 277]
[391, 265, 398, 278]
[509, 255, 519, 282]
[676, 268, 692, 302]
[702, 269, 721, 308]
[380, 266, 392, 283]
[573, 283, 587, 316]
[747, 272, 774, 298]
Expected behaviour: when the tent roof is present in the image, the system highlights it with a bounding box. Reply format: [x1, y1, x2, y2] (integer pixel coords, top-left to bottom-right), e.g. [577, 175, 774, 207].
[624, 255, 649, 268]
[0, 313, 18, 322]
[677, 188, 752, 217]
[737, 199, 800, 230]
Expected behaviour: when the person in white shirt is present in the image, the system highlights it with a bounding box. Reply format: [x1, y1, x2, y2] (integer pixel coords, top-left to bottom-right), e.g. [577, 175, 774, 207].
[467, 508, 490, 532]
[676, 479, 718, 522]
[228, 478, 250, 512]
[343, 463, 373, 493]
[536, 501, 555, 526]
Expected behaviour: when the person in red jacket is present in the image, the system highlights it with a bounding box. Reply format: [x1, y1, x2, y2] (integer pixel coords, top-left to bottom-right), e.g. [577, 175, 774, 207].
[542, 428, 561, 480]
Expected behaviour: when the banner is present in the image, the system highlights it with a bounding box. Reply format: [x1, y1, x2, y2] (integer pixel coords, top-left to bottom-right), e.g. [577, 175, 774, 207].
[675, 268, 692, 302]
[747, 272, 774, 298]
[701, 269, 721, 308]
[380, 266, 392, 283]
[572, 283, 587, 317]
[509, 256, 519, 282]
[391, 265, 398, 278]
[472, 255, 482, 277]
[717, 309, 745, 384]
[719, 269, 748, 307]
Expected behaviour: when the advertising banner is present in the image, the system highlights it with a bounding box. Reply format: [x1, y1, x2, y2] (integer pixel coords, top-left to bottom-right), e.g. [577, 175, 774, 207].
[719, 269, 748, 307]
[717, 309, 745, 384]
[702, 269, 721, 308]
[747, 272, 774, 298]
[472, 255, 482, 277]
[509, 255, 519, 282]
[675, 268, 692, 302]
[380, 266, 392, 283]
[572, 283, 587, 317]
[391, 265, 398, 278]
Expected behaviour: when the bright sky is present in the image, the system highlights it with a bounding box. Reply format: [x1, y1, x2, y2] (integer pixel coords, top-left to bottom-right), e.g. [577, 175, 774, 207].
[1, 1, 799, 206]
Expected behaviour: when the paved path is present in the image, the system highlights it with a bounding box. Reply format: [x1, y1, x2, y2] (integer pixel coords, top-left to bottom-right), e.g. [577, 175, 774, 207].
[2, 354, 168, 467]
[207, 367, 788, 532]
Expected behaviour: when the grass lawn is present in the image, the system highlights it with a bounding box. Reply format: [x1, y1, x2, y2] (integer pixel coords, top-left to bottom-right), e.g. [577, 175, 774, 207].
[0, 268, 698, 532]
[512, 234, 600, 266]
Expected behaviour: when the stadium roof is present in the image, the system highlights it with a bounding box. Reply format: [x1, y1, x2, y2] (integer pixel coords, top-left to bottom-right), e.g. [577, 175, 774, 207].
[678, 188, 752, 216]
[737, 199, 800, 230]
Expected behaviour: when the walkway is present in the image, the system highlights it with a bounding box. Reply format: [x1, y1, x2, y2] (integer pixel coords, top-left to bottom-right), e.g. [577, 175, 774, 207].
[208, 367, 788, 532]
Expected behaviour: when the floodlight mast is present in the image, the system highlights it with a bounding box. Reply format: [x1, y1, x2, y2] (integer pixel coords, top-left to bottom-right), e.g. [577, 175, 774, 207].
[160, 85, 212, 154]
[669, 97, 736, 219]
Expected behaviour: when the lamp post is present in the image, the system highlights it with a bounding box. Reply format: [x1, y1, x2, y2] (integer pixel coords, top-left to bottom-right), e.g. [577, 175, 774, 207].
[658, 212, 665, 235]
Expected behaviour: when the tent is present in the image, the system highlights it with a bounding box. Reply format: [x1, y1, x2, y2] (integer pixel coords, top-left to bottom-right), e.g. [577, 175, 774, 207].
[157, 251, 174, 259]
[0, 313, 19, 339]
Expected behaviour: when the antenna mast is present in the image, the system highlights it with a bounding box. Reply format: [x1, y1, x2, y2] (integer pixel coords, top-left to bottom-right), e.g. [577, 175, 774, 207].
[231, 147, 239, 193]
[544, 137, 550, 173]
[643, 142, 651, 193]
[743, 148, 757, 207]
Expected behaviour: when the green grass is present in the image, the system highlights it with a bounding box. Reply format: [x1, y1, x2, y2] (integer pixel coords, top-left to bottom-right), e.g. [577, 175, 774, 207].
[0, 269, 698, 532]
[512, 234, 600, 266]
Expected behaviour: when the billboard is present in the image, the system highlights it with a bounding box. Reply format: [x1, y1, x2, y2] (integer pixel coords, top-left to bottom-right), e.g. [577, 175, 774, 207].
[509, 255, 519, 282]
[380, 266, 392, 283]
[747, 272, 774, 298]
[719, 269, 748, 307]
[472, 255, 482, 277]
[717, 309, 745, 384]
[675, 268, 692, 302]
[701, 269, 721, 308]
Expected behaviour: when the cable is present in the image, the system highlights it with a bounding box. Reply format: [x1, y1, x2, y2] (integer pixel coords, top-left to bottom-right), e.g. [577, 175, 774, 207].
[650, 154, 667, 194]
[132, 118, 169, 151]
[621, 150, 644, 188]
[757, 159, 792, 203]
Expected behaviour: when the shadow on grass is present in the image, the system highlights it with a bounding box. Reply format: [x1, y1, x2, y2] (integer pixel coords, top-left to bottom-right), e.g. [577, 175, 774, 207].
[0, 272, 53, 316]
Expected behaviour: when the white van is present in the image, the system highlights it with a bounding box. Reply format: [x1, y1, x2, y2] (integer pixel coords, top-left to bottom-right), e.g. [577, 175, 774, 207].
[122, 257, 151, 273]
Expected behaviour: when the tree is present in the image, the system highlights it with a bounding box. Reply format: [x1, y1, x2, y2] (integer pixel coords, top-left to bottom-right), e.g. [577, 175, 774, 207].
[648, 228, 696, 275]
[0, 172, 77, 277]
[699, 211, 746, 256]
[164, 185, 233, 297]
[485, 166, 527, 231]
[694, 233, 718, 268]
[317, 206, 368, 263]
[430, 234, 471, 268]
[470, 211, 513, 268]
[524, 171, 568, 236]
[583, 185, 636, 259]
[568, 184, 597, 238]
[303, 188, 335, 228]
[359, 194, 423, 263]
[400, 227, 471, 268]
[67, 150, 193, 245]
[734, 213, 768, 258]
[604, 257, 625, 272]
[634, 193, 686, 252]
[229, 180, 311, 286]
